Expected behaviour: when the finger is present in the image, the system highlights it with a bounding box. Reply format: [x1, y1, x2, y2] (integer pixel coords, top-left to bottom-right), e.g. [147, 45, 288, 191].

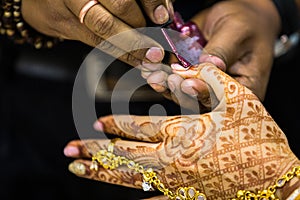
[146, 71, 169, 93]
[181, 78, 218, 109]
[172, 62, 239, 105]
[140, 0, 170, 24]
[94, 115, 169, 142]
[140, 63, 172, 79]
[65, 139, 161, 166]
[68, 159, 143, 189]
[167, 74, 204, 113]
[66, 1, 164, 63]
[99, 0, 146, 27]
[141, 63, 172, 73]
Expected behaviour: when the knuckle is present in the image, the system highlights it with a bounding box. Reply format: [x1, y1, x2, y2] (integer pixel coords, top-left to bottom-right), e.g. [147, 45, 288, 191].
[111, 0, 132, 16]
[92, 12, 115, 37]
[98, 40, 121, 56]
[122, 53, 136, 64]
[88, 34, 104, 47]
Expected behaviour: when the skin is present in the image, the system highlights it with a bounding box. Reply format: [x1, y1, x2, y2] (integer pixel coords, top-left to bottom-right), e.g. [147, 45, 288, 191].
[142, 0, 281, 111]
[21, 0, 170, 66]
[64, 63, 300, 199]
[22, 0, 281, 111]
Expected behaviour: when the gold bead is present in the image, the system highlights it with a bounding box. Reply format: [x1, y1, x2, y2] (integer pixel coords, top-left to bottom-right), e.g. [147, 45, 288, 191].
[34, 41, 42, 49]
[13, 11, 20, 17]
[4, 11, 12, 18]
[6, 29, 15, 36]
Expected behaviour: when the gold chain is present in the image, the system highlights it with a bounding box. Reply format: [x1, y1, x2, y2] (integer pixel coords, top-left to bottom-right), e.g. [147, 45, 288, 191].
[90, 143, 300, 200]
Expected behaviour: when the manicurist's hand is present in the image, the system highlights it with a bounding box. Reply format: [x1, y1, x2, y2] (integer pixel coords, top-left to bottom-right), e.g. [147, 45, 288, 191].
[144, 0, 281, 111]
[21, 0, 172, 66]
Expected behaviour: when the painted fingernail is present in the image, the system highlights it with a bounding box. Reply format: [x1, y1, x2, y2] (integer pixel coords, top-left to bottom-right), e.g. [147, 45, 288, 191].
[146, 47, 164, 63]
[64, 146, 80, 157]
[93, 120, 103, 131]
[68, 162, 86, 176]
[199, 54, 226, 71]
[154, 5, 169, 24]
[171, 63, 185, 71]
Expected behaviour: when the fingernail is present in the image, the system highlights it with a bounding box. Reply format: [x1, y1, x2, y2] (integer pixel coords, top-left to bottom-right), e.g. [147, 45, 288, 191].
[64, 146, 80, 157]
[199, 54, 226, 71]
[171, 63, 185, 71]
[149, 83, 167, 93]
[182, 84, 198, 96]
[93, 120, 103, 131]
[68, 162, 86, 176]
[146, 47, 164, 63]
[154, 5, 169, 24]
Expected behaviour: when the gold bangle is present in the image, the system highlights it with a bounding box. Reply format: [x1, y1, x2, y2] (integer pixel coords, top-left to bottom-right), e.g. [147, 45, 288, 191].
[90, 140, 300, 200]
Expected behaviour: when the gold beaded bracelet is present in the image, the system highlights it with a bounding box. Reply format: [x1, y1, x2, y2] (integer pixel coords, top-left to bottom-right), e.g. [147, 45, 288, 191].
[90, 139, 300, 200]
[0, 0, 62, 48]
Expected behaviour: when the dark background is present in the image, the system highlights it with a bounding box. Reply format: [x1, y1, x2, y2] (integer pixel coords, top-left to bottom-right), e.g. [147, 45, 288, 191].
[1, 1, 300, 199]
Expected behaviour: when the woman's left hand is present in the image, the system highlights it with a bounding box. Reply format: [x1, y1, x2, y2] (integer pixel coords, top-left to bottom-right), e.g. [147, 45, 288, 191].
[64, 63, 299, 199]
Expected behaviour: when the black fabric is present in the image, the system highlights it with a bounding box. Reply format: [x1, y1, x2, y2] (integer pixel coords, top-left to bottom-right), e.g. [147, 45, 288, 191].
[272, 0, 300, 36]
[264, 41, 300, 159]
[0, 39, 180, 200]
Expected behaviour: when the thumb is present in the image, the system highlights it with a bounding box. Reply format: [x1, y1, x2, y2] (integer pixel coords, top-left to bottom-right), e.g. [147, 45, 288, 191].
[199, 18, 250, 71]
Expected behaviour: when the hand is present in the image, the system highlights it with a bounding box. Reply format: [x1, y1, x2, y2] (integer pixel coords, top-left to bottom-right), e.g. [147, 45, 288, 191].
[144, 0, 281, 111]
[64, 63, 299, 199]
[21, 0, 171, 66]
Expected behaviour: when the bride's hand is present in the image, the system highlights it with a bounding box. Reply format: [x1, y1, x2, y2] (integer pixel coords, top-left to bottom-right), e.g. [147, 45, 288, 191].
[64, 63, 299, 199]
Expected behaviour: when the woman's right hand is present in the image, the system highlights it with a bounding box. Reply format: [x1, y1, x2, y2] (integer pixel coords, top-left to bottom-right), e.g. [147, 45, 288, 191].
[65, 63, 300, 199]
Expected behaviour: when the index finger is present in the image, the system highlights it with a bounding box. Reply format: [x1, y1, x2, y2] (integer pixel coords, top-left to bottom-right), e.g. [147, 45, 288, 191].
[66, 1, 164, 63]
[140, 0, 171, 24]
[99, 0, 146, 27]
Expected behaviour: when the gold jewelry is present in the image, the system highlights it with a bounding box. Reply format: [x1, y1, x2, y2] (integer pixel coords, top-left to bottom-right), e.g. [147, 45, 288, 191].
[231, 166, 300, 200]
[90, 140, 300, 200]
[0, 0, 61, 48]
[90, 138, 206, 200]
[79, 0, 98, 24]
[90, 138, 121, 171]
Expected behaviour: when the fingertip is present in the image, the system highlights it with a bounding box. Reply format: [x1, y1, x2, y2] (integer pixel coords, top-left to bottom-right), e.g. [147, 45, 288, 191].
[93, 120, 103, 131]
[181, 81, 198, 96]
[145, 47, 164, 63]
[199, 54, 226, 71]
[64, 146, 80, 157]
[68, 161, 86, 176]
[154, 5, 169, 24]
